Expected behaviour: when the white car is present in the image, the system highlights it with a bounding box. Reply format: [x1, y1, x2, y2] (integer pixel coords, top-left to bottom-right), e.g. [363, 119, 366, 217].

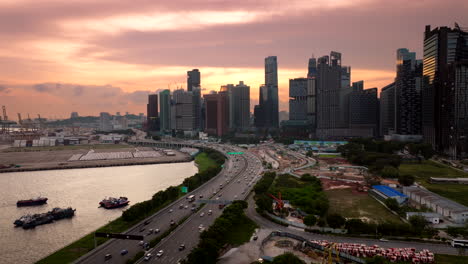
[208, 210, 212, 215]
[169, 209, 173, 213]
[144, 253, 153, 261]
[156, 250, 164, 257]
[200, 212, 205, 217]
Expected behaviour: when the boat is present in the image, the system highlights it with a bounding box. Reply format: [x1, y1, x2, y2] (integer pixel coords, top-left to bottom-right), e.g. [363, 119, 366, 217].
[13, 207, 75, 229]
[99, 196, 129, 209]
[16, 197, 48, 207]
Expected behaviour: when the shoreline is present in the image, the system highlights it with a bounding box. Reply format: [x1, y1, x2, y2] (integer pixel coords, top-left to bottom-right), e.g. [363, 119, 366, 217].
[0, 157, 193, 173]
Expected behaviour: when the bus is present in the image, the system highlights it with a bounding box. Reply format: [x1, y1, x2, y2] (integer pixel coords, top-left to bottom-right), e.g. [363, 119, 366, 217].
[451, 239, 468, 248]
[187, 195, 195, 202]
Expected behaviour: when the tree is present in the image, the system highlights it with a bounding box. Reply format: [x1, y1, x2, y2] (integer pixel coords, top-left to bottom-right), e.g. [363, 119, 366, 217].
[409, 215, 427, 234]
[326, 214, 346, 229]
[317, 218, 326, 227]
[306, 150, 314, 157]
[272, 252, 306, 264]
[381, 166, 399, 178]
[398, 174, 415, 186]
[367, 256, 390, 264]
[419, 143, 435, 160]
[303, 215, 317, 226]
[384, 198, 400, 212]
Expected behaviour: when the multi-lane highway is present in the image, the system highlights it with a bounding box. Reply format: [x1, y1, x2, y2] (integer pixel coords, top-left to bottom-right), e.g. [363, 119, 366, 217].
[74, 142, 263, 264]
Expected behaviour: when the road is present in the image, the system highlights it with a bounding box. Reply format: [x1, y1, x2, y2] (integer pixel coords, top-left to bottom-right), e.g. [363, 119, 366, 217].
[138, 148, 263, 263]
[74, 143, 262, 264]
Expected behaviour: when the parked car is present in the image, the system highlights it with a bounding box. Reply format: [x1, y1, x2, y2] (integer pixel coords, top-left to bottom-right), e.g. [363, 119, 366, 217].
[104, 254, 112, 261]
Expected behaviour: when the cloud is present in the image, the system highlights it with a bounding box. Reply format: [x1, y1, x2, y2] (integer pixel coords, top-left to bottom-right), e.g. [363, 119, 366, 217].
[0, 85, 11, 93]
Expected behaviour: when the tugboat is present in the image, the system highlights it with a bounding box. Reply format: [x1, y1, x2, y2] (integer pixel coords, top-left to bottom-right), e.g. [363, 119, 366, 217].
[16, 197, 48, 207]
[14, 207, 75, 229]
[99, 197, 129, 209]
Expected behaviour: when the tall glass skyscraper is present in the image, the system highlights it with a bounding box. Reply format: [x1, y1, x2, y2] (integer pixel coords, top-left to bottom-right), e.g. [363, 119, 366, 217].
[265, 56, 279, 128]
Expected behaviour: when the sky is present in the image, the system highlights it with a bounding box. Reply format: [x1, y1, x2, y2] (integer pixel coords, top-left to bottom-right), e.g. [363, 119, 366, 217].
[0, 0, 467, 119]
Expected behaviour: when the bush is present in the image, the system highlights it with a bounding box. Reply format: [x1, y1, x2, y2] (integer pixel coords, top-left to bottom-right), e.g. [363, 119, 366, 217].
[384, 198, 400, 212]
[381, 166, 399, 178]
[272, 252, 306, 264]
[303, 215, 317, 226]
[326, 214, 346, 229]
[398, 174, 415, 186]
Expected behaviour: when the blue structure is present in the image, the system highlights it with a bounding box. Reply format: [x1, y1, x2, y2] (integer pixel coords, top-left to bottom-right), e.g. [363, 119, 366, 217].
[371, 185, 407, 205]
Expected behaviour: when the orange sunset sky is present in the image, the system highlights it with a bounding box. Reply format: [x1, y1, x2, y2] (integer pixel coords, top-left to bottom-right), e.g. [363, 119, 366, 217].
[0, 0, 467, 119]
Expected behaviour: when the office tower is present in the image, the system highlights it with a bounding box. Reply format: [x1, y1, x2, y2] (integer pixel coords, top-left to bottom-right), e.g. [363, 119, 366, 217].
[289, 78, 308, 121]
[147, 94, 159, 132]
[349, 81, 379, 136]
[173, 89, 195, 131]
[380, 82, 396, 136]
[254, 84, 269, 128]
[187, 69, 200, 92]
[265, 56, 279, 128]
[307, 57, 317, 78]
[99, 112, 112, 131]
[192, 87, 202, 130]
[159, 89, 171, 133]
[422, 24, 468, 157]
[227, 81, 250, 131]
[395, 48, 423, 136]
[203, 91, 229, 137]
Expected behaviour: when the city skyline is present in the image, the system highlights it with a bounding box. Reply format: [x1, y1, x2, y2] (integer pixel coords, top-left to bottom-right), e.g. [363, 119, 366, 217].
[0, 0, 467, 118]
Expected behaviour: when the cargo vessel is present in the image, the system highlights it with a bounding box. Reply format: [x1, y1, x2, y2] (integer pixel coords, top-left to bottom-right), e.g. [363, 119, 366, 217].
[14, 207, 75, 229]
[99, 196, 129, 209]
[16, 197, 48, 207]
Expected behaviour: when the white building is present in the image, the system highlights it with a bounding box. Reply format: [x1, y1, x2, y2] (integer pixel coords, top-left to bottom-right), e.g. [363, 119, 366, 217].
[403, 186, 468, 224]
[406, 212, 441, 224]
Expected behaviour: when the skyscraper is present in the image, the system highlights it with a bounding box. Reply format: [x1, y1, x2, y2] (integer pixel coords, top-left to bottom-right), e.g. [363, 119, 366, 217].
[307, 57, 317, 79]
[147, 94, 159, 132]
[204, 91, 229, 137]
[187, 69, 200, 92]
[159, 89, 171, 133]
[379, 83, 396, 136]
[348, 81, 379, 136]
[227, 81, 250, 131]
[265, 56, 279, 128]
[395, 48, 423, 136]
[173, 89, 195, 132]
[422, 24, 468, 157]
[289, 78, 308, 121]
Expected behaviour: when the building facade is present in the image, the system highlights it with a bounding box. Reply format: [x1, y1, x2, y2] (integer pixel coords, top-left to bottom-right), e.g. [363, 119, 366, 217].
[348, 81, 379, 136]
[147, 94, 159, 132]
[159, 89, 171, 133]
[264, 56, 279, 128]
[227, 81, 250, 131]
[173, 89, 195, 131]
[204, 92, 229, 137]
[187, 69, 200, 92]
[379, 82, 396, 136]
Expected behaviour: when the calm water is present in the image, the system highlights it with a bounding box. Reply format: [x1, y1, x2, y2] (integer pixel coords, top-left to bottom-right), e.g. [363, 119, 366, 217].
[0, 162, 197, 264]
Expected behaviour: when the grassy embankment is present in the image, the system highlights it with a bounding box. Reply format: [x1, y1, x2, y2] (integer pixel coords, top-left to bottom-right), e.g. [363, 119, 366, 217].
[37, 151, 220, 264]
[399, 160, 468, 207]
[4, 144, 131, 152]
[326, 188, 402, 223]
[435, 254, 468, 264]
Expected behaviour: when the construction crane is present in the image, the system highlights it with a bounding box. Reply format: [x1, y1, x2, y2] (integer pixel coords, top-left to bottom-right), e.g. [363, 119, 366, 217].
[267, 192, 284, 211]
[17, 113, 23, 125]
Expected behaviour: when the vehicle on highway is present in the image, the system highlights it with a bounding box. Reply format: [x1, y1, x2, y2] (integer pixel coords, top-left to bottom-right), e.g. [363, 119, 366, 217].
[120, 249, 128, 255]
[147, 229, 153, 235]
[139, 227, 145, 232]
[234, 195, 238, 199]
[155, 228, 160, 233]
[170, 219, 175, 226]
[184, 205, 188, 209]
[219, 204, 225, 209]
[379, 238, 389, 242]
[208, 210, 212, 215]
[144, 220, 151, 225]
[169, 209, 173, 213]
[199, 194, 203, 198]
[179, 204, 184, 209]
[218, 193, 222, 197]
[156, 250, 164, 257]
[179, 244, 186, 251]
[139, 241, 144, 246]
[144, 253, 153, 261]
[452, 239, 468, 248]
[104, 254, 112, 261]
[187, 194, 195, 202]
[200, 212, 205, 217]
[191, 207, 196, 211]
[198, 224, 204, 229]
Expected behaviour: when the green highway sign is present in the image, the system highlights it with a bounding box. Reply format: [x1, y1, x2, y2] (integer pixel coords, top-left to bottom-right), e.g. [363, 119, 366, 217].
[181, 186, 188, 193]
[227, 152, 244, 155]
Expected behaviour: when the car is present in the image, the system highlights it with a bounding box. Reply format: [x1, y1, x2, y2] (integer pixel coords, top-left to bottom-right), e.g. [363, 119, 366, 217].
[191, 207, 196, 211]
[218, 193, 222, 197]
[156, 250, 164, 257]
[170, 219, 175, 226]
[104, 254, 112, 260]
[179, 204, 184, 209]
[198, 224, 204, 229]
[213, 191, 217, 195]
[144, 220, 151, 225]
[184, 205, 188, 209]
[147, 229, 153, 235]
[253, 235, 258, 241]
[199, 194, 203, 198]
[200, 212, 205, 217]
[144, 253, 153, 261]
[120, 249, 128, 255]
[179, 244, 186, 251]
[143, 242, 150, 249]
[379, 238, 389, 242]
[199, 227, 205, 233]
[139, 228, 145, 232]
[169, 209, 173, 213]
[208, 210, 212, 215]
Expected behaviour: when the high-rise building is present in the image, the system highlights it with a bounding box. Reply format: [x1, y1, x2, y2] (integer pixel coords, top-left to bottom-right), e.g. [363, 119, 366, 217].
[173, 89, 195, 132]
[227, 81, 250, 131]
[289, 78, 308, 121]
[265, 56, 279, 128]
[380, 82, 396, 136]
[187, 69, 200, 92]
[395, 48, 423, 136]
[99, 112, 112, 131]
[422, 24, 468, 157]
[254, 84, 269, 128]
[204, 91, 229, 137]
[348, 81, 379, 136]
[307, 57, 317, 79]
[147, 94, 159, 132]
[159, 89, 171, 133]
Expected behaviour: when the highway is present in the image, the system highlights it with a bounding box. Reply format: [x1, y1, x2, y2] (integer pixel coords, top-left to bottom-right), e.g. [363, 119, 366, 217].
[137, 148, 263, 263]
[74, 143, 262, 264]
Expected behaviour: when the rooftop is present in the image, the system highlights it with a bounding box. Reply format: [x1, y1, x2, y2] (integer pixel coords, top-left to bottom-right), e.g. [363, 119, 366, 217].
[373, 185, 407, 198]
[403, 186, 468, 213]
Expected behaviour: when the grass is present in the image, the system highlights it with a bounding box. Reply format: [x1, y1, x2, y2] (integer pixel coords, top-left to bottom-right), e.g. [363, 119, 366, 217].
[326, 188, 402, 223]
[435, 254, 468, 264]
[195, 152, 219, 172]
[4, 144, 131, 152]
[37, 151, 218, 264]
[224, 215, 258, 246]
[317, 154, 341, 158]
[399, 161, 468, 207]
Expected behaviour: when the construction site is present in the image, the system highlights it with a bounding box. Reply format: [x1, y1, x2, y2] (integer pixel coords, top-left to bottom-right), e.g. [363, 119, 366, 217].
[0, 105, 46, 144]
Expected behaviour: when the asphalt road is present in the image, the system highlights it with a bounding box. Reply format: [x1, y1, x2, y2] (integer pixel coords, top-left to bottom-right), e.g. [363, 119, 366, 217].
[138, 149, 263, 263]
[74, 143, 262, 264]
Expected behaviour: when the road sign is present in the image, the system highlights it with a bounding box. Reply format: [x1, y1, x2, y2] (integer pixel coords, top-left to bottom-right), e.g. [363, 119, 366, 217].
[227, 152, 244, 155]
[95, 232, 144, 241]
[181, 186, 188, 193]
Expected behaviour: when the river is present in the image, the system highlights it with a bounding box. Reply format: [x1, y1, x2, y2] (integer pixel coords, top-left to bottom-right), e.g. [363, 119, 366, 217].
[0, 162, 198, 264]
